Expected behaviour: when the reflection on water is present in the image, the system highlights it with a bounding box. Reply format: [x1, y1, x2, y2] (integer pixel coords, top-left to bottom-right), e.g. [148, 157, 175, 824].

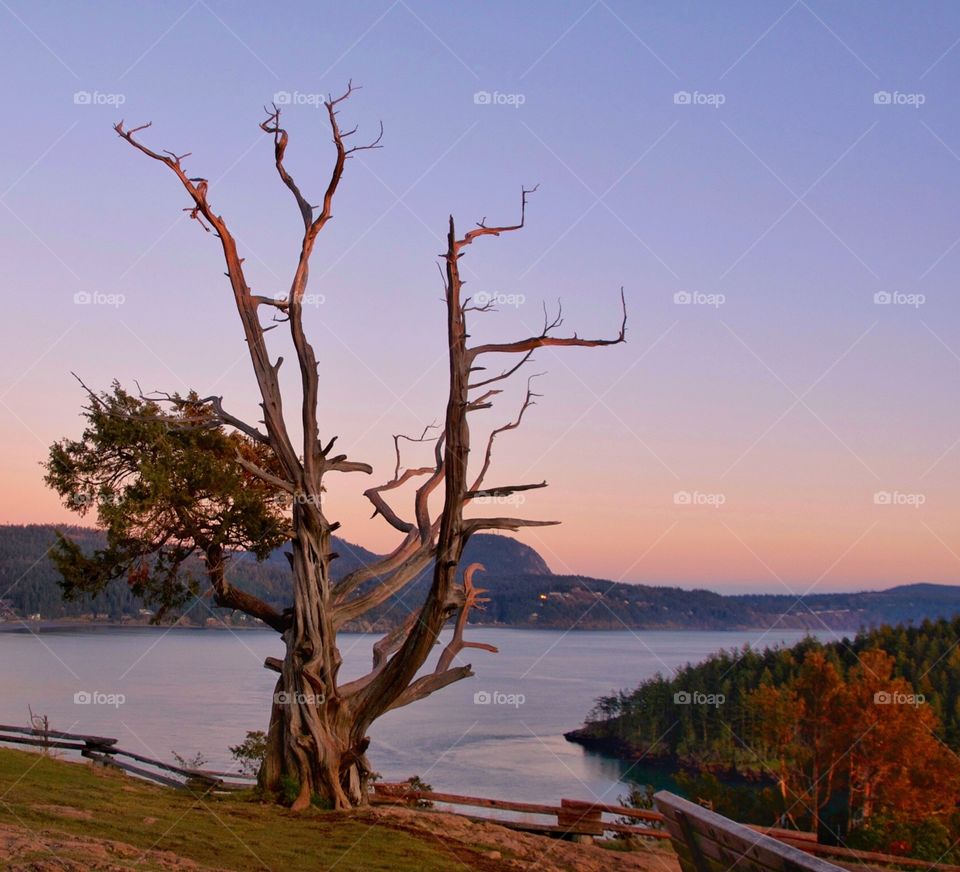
[0, 626, 816, 804]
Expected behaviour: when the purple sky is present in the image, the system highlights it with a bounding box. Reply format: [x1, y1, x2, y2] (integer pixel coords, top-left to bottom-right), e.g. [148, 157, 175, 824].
[1, 1, 959, 593]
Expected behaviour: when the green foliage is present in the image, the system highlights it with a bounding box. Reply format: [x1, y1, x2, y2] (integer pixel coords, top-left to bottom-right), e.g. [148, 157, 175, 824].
[580, 621, 960, 860]
[615, 784, 664, 839]
[404, 775, 434, 808]
[229, 730, 268, 778]
[580, 619, 960, 769]
[172, 750, 209, 771]
[0, 525, 141, 620]
[673, 772, 786, 826]
[279, 774, 301, 807]
[44, 384, 289, 619]
[845, 814, 960, 863]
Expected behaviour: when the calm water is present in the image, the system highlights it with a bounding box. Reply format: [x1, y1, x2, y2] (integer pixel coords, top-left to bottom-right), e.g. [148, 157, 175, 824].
[0, 627, 817, 804]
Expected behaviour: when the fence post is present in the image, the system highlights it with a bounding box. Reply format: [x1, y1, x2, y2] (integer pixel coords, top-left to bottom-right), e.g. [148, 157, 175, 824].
[558, 798, 604, 841]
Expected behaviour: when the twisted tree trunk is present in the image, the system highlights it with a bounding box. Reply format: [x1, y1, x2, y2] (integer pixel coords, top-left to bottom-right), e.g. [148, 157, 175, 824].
[260, 508, 374, 810]
[115, 85, 626, 808]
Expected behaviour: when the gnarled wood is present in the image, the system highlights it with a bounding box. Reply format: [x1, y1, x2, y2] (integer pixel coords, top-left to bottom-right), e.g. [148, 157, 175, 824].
[116, 91, 625, 808]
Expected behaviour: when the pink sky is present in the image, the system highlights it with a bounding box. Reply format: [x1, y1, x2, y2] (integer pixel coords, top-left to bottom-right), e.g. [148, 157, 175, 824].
[2, 2, 959, 594]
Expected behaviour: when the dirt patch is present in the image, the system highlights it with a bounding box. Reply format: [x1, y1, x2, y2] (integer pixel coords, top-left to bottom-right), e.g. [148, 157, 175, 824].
[0, 821, 227, 871]
[346, 806, 682, 872]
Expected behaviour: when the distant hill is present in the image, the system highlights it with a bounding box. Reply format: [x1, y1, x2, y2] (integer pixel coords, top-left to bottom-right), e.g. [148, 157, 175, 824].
[1, 524, 958, 631]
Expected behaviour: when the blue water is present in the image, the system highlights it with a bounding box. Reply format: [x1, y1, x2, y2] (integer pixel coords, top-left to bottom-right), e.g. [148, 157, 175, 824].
[0, 626, 818, 805]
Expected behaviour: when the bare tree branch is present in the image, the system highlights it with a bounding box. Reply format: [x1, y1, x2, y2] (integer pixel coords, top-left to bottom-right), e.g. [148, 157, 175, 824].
[113, 120, 301, 477]
[469, 289, 627, 360]
[464, 517, 560, 535]
[386, 564, 497, 711]
[454, 185, 538, 251]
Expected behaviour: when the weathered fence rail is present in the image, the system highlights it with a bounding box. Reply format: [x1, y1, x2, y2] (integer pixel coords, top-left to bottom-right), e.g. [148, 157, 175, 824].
[373, 781, 668, 841]
[654, 791, 960, 872]
[377, 781, 960, 869]
[0, 724, 255, 792]
[2, 727, 954, 870]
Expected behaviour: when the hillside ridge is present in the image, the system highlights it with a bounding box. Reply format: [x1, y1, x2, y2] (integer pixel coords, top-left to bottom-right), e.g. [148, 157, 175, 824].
[1, 523, 958, 630]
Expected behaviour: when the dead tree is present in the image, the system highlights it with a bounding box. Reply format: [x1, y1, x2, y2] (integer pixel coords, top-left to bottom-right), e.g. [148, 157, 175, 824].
[113, 83, 626, 809]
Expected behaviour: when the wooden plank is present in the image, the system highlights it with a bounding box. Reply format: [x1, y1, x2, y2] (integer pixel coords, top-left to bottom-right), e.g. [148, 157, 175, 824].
[667, 819, 782, 872]
[677, 809, 717, 872]
[0, 735, 92, 752]
[661, 794, 931, 872]
[374, 785, 666, 824]
[0, 724, 243, 783]
[374, 785, 671, 837]
[104, 747, 221, 785]
[655, 791, 845, 872]
[0, 724, 117, 746]
[598, 820, 670, 838]
[82, 750, 187, 791]
[776, 836, 960, 871]
[373, 786, 562, 817]
[558, 799, 663, 823]
[754, 827, 817, 843]
[183, 767, 255, 781]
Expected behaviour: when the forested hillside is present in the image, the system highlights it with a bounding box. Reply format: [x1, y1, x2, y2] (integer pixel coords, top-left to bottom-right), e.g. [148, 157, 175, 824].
[0, 524, 550, 627]
[568, 617, 960, 763]
[2, 524, 960, 631]
[568, 619, 960, 860]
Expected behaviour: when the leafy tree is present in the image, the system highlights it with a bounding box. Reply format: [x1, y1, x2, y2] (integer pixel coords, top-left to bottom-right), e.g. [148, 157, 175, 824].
[45, 383, 290, 627]
[753, 650, 846, 834]
[841, 650, 960, 824]
[230, 731, 269, 778]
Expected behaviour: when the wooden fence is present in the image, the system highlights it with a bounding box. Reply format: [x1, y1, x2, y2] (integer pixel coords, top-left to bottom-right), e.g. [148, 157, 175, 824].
[373, 781, 668, 840]
[374, 782, 960, 869]
[0, 724, 255, 792]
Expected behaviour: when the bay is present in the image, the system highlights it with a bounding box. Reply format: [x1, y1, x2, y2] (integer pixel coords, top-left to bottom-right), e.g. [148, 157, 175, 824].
[0, 626, 821, 804]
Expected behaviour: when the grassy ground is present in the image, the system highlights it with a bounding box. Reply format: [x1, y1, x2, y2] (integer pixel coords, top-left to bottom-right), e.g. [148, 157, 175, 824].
[0, 747, 492, 871]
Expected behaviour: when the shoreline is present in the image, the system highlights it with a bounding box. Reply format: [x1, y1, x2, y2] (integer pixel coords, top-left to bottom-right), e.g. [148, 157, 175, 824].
[564, 727, 771, 784]
[0, 618, 852, 635]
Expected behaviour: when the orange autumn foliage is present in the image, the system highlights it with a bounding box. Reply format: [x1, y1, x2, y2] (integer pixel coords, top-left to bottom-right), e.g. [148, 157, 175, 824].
[752, 648, 960, 831]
